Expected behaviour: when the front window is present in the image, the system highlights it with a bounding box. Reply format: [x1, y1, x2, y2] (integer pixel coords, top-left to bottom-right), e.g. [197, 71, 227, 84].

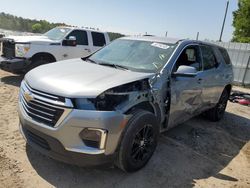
[88, 39, 177, 73]
[44, 27, 71, 40]
[66, 30, 88, 45]
[175, 45, 202, 72]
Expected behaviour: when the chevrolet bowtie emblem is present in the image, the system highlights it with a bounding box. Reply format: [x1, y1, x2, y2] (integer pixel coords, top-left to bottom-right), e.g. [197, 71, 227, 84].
[24, 91, 33, 102]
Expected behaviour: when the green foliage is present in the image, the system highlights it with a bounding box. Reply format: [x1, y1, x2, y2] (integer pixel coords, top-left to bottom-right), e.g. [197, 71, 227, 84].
[108, 32, 125, 41]
[0, 12, 125, 40]
[0, 12, 67, 33]
[232, 0, 250, 43]
[32, 23, 42, 33]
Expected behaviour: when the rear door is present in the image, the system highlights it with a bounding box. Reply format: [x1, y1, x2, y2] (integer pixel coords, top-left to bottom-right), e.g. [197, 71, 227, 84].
[199, 45, 224, 106]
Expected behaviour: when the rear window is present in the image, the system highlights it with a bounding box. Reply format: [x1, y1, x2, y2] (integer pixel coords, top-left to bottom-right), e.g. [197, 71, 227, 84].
[200, 45, 217, 70]
[91, 32, 106, 47]
[218, 47, 231, 64]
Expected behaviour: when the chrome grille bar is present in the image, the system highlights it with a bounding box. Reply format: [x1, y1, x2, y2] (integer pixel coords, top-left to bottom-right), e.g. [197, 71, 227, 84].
[21, 95, 54, 117]
[20, 80, 72, 127]
[21, 99, 53, 122]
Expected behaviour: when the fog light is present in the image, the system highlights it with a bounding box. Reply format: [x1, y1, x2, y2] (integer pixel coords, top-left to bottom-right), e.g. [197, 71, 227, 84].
[80, 128, 107, 149]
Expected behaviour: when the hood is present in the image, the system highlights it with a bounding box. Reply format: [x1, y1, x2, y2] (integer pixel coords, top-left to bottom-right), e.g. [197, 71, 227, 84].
[3, 35, 56, 44]
[25, 59, 154, 98]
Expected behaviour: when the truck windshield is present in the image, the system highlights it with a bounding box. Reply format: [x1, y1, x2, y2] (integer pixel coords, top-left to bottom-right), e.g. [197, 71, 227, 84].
[88, 39, 177, 73]
[43, 27, 71, 40]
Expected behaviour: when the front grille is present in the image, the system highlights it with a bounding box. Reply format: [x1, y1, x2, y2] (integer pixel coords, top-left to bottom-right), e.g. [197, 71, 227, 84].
[22, 98, 64, 127]
[25, 128, 50, 150]
[20, 81, 72, 127]
[2, 40, 15, 58]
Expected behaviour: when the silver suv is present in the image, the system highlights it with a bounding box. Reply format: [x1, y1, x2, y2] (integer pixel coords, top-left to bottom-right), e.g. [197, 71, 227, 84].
[18, 36, 233, 172]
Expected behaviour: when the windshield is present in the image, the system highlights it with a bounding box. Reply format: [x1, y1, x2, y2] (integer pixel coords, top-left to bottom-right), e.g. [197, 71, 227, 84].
[43, 27, 71, 40]
[89, 39, 177, 73]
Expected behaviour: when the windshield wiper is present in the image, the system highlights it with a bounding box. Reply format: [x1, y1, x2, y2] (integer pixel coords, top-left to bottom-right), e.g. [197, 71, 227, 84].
[98, 63, 129, 70]
[85, 58, 98, 64]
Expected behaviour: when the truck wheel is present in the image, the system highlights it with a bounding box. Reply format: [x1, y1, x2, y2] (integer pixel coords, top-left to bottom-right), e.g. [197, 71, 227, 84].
[27, 56, 53, 72]
[116, 110, 159, 172]
[206, 89, 229, 122]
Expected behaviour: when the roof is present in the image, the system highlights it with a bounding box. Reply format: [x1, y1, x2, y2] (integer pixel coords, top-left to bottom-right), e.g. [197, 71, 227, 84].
[120, 36, 225, 49]
[121, 36, 182, 44]
[56, 26, 107, 33]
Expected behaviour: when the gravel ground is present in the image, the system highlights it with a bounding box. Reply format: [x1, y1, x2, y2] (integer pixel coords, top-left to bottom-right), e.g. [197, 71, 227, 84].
[0, 69, 249, 188]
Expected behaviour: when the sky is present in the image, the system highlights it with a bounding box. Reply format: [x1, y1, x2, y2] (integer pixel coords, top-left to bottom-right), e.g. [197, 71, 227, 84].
[0, 0, 238, 41]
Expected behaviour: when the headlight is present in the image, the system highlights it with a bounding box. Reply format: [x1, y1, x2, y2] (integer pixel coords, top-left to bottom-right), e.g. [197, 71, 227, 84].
[74, 94, 128, 111]
[89, 79, 149, 111]
[92, 93, 128, 111]
[74, 98, 96, 110]
[15, 43, 30, 57]
[74, 80, 149, 111]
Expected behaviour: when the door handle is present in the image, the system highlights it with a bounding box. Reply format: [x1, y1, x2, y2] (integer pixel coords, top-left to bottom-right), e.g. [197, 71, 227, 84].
[197, 78, 202, 84]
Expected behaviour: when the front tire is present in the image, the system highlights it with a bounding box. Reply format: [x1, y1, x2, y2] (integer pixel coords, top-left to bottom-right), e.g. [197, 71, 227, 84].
[27, 56, 53, 72]
[206, 89, 229, 121]
[116, 110, 159, 172]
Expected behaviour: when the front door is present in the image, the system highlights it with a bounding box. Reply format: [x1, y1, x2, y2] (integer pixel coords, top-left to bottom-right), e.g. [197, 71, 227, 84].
[168, 45, 203, 128]
[63, 30, 91, 59]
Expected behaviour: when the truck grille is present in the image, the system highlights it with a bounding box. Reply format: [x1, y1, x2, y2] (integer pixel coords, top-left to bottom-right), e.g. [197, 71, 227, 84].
[1, 39, 15, 58]
[19, 81, 72, 127]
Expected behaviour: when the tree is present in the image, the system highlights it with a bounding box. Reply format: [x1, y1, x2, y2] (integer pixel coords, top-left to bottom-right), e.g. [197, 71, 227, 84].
[0, 12, 69, 33]
[108, 32, 125, 41]
[0, 12, 125, 38]
[232, 0, 250, 43]
[32, 23, 42, 33]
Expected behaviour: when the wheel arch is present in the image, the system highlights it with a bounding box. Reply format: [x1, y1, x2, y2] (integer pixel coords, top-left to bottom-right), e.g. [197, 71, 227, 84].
[31, 52, 56, 62]
[116, 102, 161, 148]
[124, 101, 161, 123]
[224, 84, 232, 95]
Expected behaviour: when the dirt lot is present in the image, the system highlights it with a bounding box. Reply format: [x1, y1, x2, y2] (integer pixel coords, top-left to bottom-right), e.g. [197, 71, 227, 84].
[0, 69, 249, 188]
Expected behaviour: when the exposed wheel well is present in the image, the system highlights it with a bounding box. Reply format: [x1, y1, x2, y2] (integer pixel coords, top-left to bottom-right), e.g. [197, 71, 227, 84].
[125, 101, 155, 115]
[31, 52, 56, 63]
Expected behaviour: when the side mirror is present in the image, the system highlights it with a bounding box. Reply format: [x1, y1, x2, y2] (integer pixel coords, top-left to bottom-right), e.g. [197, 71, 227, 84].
[62, 36, 77, 46]
[172, 65, 197, 77]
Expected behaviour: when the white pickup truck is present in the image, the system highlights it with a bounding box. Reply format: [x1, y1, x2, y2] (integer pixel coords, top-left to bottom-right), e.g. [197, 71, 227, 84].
[0, 27, 110, 73]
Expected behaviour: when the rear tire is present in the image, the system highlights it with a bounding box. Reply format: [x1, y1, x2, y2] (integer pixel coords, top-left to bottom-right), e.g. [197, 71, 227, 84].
[115, 110, 159, 172]
[205, 89, 229, 121]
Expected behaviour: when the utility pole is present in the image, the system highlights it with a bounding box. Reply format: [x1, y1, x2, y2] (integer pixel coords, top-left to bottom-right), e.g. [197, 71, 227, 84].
[196, 32, 199, 40]
[219, 0, 229, 42]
